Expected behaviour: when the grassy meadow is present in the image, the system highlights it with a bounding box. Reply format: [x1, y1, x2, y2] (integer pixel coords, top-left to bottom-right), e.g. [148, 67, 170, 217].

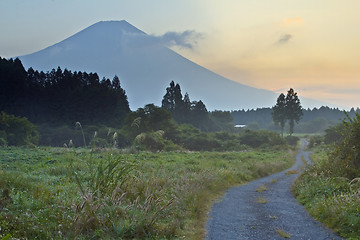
[0, 146, 294, 239]
[294, 146, 360, 240]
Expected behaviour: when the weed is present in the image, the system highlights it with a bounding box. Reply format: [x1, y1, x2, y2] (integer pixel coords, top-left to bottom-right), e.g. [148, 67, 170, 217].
[75, 121, 86, 147]
[256, 185, 268, 192]
[286, 170, 298, 175]
[271, 178, 279, 184]
[275, 228, 291, 238]
[257, 196, 268, 204]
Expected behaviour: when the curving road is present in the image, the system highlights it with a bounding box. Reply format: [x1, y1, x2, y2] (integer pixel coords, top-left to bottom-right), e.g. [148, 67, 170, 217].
[205, 139, 342, 240]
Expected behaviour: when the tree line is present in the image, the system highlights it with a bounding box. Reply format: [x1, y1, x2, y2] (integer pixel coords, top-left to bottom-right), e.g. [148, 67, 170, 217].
[0, 58, 235, 147]
[0, 57, 130, 127]
[232, 105, 358, 133]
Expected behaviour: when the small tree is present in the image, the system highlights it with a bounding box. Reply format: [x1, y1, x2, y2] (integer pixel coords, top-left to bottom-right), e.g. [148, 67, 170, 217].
[0, 112, 39, 146]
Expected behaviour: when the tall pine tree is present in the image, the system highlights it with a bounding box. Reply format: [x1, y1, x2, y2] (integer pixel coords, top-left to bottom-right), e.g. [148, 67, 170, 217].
[285, 88, 303, 135]
[272, 93, 286, 136]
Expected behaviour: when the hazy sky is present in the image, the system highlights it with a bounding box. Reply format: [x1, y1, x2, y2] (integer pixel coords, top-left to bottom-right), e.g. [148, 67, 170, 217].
[1, 0, 359, 108]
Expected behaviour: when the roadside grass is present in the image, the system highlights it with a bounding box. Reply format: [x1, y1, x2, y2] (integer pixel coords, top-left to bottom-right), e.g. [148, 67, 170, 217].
[256, 196, 268, 204]
[0, 147, 295, 239]
[275, 228, 291, 238]
[256, 185, 268, 192]
[286, 170, 298, 175]
[293, 147, 360, 240]
[271, 178, 279, 184]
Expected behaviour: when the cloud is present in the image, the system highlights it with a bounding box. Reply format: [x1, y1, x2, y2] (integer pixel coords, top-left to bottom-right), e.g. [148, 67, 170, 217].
[151, 30, 203, 49]
[123, 30, 203, 50]
[277, 34, 292, 45]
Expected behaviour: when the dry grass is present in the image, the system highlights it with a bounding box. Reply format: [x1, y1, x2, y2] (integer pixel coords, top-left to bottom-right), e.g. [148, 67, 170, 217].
[275, 228, 291, 238]
[256, 196, 268, 204]
[271, 178, 279, 184]
[256, 185, 268, 192]
[286, 170, 298, 175]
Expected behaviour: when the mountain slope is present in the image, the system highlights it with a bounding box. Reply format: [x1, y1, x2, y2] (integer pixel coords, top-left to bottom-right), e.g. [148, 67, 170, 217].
[19, 20, 322, 110]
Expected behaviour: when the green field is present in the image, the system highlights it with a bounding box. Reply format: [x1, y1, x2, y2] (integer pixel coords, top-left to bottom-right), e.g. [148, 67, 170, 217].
[0, 147, 294, 239]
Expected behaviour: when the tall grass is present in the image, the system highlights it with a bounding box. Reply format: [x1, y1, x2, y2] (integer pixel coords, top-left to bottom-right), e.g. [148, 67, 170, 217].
[293, 147, 360, 239]
[0, 147, 294, 239]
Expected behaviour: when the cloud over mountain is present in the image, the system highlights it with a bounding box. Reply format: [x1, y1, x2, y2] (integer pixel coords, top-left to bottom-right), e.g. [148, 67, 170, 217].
[123, 30, 202, 49]
[151, 30, 203, 49]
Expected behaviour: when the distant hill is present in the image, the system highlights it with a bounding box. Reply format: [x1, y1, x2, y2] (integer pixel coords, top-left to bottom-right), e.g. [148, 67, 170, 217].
[19, 20, 326, 110]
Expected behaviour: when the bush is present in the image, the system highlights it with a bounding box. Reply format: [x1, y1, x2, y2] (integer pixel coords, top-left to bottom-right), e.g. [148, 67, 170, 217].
[239, 130, 285, 148]
[284, 135, 299, 146]
[308, 135, 323, 148]
[0, 112, 38, 146]
[38, 124, 128, 148]
[328, 113, 360, 178]
[324, 123, 345, 144]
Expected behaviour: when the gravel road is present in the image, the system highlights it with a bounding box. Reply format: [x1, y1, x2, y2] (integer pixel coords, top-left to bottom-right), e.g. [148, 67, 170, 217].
[205, 139, 342, 240]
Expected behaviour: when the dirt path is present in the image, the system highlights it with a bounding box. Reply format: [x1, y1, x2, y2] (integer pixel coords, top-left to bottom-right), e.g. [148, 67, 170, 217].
[205, 139, 342, 240]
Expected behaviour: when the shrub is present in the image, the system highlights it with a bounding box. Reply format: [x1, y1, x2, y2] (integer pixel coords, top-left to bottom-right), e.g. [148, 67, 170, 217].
[324, 123, 345, 144]
[329, 113, 360, 178]
[308, 135, 323, 148]
[38, 124, 128, 148]
[294, 147, 360, 239]
[284, 135, 299, 146]
[133, 131, 166, 152]
[0, 112, 38, 146]
[239, 130, 285, 148]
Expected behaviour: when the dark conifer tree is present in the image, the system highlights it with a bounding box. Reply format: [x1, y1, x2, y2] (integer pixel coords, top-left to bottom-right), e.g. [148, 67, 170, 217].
[162, 81, 185, 123]
[191, 100, 209, 131]
[285, 88, 303, 135]
[0, 58, 130, 127]
[272, 93, 286, 136]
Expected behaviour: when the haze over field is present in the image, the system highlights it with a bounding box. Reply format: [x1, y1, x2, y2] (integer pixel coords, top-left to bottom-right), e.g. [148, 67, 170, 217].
[1, 1, 359, 108]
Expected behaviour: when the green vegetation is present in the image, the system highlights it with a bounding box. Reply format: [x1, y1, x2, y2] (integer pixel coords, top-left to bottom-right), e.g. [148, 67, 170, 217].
[0, 146, 294, 239]
[275, 229, 291, 238]
[161, 81, 234, 132]
[294, 113, 360, 239]
[0, 112, 39, 146]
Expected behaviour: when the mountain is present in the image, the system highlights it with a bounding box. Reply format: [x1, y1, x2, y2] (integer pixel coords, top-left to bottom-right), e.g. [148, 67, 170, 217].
[19, 20, 325, 110]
